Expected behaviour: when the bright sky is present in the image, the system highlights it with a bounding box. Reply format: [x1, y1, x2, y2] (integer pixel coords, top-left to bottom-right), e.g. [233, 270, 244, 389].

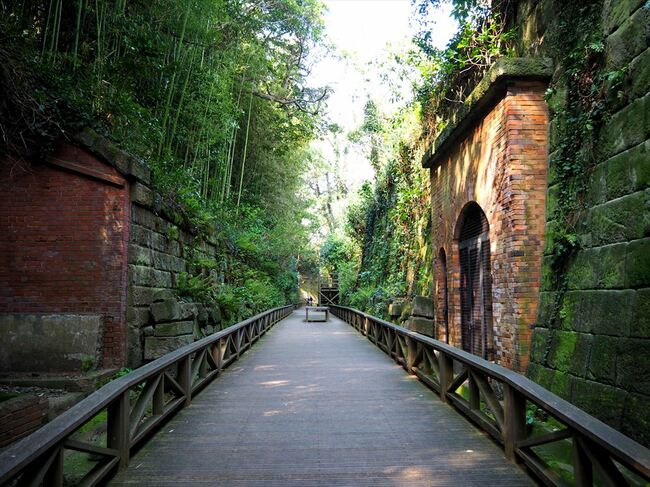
[310, 0, 457, 194]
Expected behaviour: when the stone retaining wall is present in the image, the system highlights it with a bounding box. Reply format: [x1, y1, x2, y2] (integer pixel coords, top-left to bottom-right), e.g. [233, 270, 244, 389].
[518, 0, 650, 446]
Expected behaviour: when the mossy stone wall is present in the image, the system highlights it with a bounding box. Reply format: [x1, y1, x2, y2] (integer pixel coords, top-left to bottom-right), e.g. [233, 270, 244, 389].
[516, 0, 650, 446]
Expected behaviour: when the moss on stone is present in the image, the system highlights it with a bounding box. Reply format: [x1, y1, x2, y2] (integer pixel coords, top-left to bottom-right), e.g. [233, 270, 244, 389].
[631, 288, 650, 338]
[587, 190, 650, 246]
[566, 244, 628, 290]
[548, 331, 578, 372]
[625, 237, 650, 288]
[616, 338, 650, 393]
[587, 335, 618, 384]
[622, 392, 650, 446]
[572, 379, 626, 430]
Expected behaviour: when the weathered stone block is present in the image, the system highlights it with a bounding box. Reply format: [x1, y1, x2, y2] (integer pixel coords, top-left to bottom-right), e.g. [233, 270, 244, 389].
[207, 307, 222, 325]
[605, 5, 650, 70]
[399, 302, 412, 324]
[628, 46, 650, 102]
[179, 303, 199, 321]
[152, 288, 175, 303]
[622, 392, 650, 446]
[571, 380, 626, 430]
[405, 317, 434, 337]
[616, 338, 650, 393]
[599, 92, 650, 159]
[411, 296, 434, 318]
[126, 306, 151, 328]
[565, 244, 627, 290]
[632, 139, 650, 191]
[547, 331, 577, 372]
[625, 237, 650, 288]
[150, 299, 182, 323]
[144, 335, 193, 361]
[631, 288, 650, 338]
[388, 301, 404, 318]
[528, 327, 549, 363]
[128, 244, 152, 266]
[587, 190, 650, 246]
[131, 182, 153, 207]
[550, 370, 573, 401]
[527, 363, 555, 391]
[545, 184, 560, 219]
[535, 292, 557, 327]
[603, 0, 646, 35]
[126, 325, 143, 369]
[129, 286, 159, 307]
[129, 265, 172, 288]
[196, 305, 208, 325]
[143, 326, 154, 337]
[154, 321, 194, 337]
[571, 333, 593, 378]
[128, 156, 151, 185]
[587, 336, 618, 385]
[0, 313, 101, 372]
[563, 290, 634, 336]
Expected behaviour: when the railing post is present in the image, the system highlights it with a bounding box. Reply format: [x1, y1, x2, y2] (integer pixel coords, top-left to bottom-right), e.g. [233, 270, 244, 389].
[178, 355, 192, 407]
[438, 352, 453, 403]
[107, 390, 130, 469]
[406, 336, 417, 374]
[468, 371, 480, 410]
[363, 316, 369, 336]
[573, 436, 593, 486]
[43, 447, 63, 487]
[503, 384, 526, 461]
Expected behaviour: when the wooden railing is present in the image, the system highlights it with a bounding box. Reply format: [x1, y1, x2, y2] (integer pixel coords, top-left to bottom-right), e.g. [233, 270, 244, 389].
[330, 305, 650, 487]
[0, 305, 293, 486]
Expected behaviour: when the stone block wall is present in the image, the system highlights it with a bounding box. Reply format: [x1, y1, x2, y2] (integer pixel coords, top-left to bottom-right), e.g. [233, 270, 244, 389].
[517, 0, 650, 446]
[126, 200, 215, 367]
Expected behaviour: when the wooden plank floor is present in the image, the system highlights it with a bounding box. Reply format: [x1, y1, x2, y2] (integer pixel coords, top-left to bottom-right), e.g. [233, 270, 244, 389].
[110, 310, 533, 486]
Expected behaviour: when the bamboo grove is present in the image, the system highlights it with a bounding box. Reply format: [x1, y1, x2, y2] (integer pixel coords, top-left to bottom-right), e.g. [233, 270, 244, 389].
[0, 0, 327, 220]
[0, 0, 327, 316]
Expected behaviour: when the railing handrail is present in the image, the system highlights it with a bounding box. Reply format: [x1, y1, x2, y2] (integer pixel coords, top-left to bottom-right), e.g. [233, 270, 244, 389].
[330, 304, 650, 482]
[0, 304, 293, 484]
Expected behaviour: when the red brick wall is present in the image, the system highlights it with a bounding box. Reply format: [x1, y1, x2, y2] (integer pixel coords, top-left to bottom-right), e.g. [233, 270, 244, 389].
[0, 143, 130, 367]
[0, 395, 48, 447]
[431, 80, 548, 372]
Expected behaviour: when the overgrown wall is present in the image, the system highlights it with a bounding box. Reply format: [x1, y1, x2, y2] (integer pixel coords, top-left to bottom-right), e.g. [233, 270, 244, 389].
[0, 131, 224, 372]
[515, 0, 650, 446]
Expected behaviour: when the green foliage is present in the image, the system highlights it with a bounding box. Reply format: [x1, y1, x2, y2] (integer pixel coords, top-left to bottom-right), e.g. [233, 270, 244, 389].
[545, 1, 611, 269]
[412, 1, 515, 136]
[0, 0, 326, 324]
[176, 272, 215, 304]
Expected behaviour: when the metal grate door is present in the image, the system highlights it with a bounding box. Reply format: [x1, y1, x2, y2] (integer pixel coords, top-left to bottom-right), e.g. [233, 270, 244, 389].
[458, 204, 493, 359]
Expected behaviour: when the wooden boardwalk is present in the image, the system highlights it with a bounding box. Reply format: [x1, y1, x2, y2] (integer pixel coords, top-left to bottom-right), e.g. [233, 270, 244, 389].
[110, 310, 533, 486]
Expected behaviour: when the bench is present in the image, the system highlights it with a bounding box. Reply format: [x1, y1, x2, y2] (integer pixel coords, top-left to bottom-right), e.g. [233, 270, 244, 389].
[305, 306, 329, 322]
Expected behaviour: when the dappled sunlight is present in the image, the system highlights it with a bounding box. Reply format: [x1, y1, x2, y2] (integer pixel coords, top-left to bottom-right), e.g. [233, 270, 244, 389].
[258, 380, 290, 388]
[263, 410, 282, 417]
[254, 364, 276, 371]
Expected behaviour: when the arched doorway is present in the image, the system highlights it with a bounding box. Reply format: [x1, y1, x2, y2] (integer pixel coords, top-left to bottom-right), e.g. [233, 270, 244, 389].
[437, 248, 449, 343]
[456, 202, 493, 359]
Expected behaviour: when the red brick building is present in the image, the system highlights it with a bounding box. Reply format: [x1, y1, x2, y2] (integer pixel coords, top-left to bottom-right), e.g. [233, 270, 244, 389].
[0, 142, 131, 368]
[424, 59, 552, 372]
